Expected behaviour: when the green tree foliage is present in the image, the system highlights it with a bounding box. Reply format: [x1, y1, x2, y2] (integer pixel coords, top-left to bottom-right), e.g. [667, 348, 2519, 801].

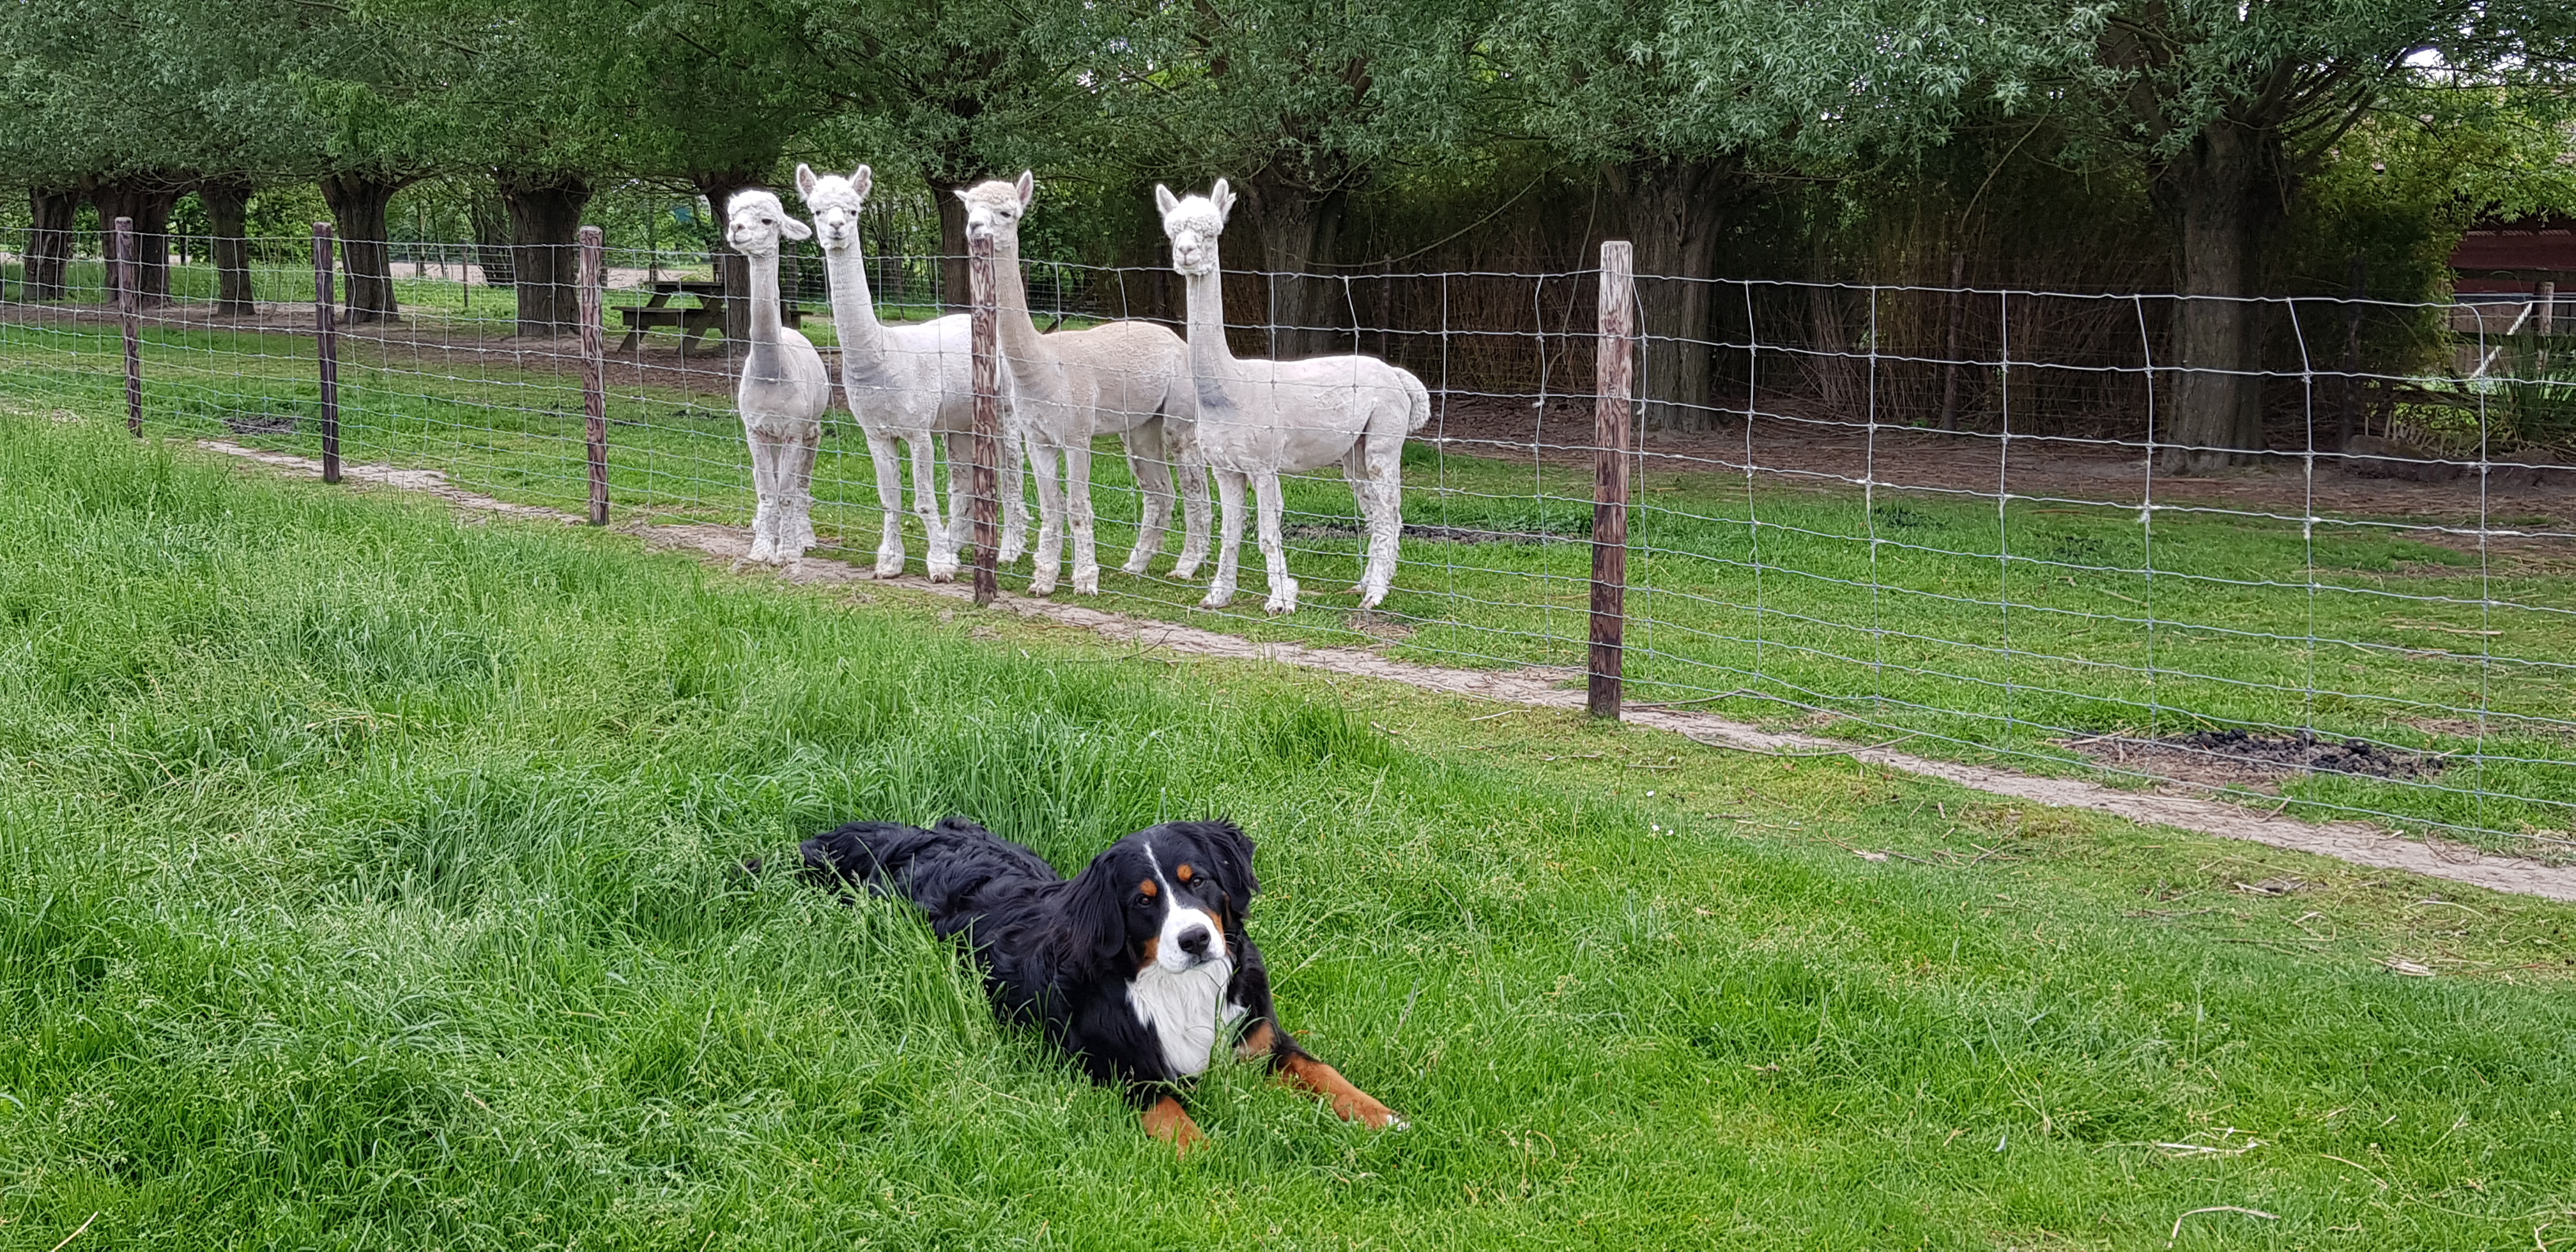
[2, 0, 2569, 441]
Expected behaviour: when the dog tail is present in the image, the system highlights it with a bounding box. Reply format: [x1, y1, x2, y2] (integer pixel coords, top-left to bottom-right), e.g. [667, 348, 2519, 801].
[797, 820, 922, 894]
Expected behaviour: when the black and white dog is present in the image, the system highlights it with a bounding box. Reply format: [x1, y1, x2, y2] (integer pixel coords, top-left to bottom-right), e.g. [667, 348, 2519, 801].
[799, 815, 1402, 1150]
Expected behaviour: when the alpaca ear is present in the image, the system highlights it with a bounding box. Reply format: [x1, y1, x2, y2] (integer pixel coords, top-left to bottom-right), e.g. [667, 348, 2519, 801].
[793, 163, 818, 199]
[778, 215, 813, 241]
[850, 165, 873, 201]
[1210, 178, 1235, 224]
[1154, 184, 1181, 218]
[1015, 170, 1035, 208]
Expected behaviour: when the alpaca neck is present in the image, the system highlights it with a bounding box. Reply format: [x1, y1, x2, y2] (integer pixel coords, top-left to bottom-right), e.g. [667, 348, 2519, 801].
[990, 230, 1052, 367]
[745, 247, 785, 342]
[820, 242, 885, 355]
[1181, 261, 1238, 385]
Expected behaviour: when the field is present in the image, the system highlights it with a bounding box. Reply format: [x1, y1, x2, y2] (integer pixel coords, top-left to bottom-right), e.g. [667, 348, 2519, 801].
[6, 413, 2576, 1248]
[4, 291, 2574, 853]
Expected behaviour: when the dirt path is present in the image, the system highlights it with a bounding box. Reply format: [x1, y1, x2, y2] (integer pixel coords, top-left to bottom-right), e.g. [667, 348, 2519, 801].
[199, 438, 2576, 905]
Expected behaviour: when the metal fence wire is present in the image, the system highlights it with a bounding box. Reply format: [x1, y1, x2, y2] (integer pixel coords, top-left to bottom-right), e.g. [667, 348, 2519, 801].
[5, 223, 2573, 857]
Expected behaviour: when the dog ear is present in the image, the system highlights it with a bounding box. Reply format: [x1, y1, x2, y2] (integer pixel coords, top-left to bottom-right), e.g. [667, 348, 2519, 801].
[1061, 853, 1133, 967]
[1197, 819, 1258, 903]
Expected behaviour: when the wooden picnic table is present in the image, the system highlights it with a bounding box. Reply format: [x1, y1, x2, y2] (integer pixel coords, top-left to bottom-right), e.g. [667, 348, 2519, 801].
[615, 279, 804, 355]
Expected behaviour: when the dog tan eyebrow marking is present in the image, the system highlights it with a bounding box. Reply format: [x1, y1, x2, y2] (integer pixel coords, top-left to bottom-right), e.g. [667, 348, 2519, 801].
[1175, 863, 1193, 883]
[1138, 878, 1158, 898]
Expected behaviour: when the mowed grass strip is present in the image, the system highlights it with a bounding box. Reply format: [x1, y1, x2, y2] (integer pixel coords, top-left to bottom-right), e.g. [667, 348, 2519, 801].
[3, 418, 2576, 1249]
[6, 314, 2572, 850]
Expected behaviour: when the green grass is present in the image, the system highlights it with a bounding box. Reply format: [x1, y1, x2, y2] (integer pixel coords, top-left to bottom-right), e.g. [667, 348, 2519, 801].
[3, 310, 2572, 853]
[5, 418, 2576, 1248]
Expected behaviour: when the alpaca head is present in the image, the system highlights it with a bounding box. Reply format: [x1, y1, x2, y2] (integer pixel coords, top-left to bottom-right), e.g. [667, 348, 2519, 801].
[1154, 180, 1234, 278]
[793, 163, 872, 254]
[958, 171, 1036, 245]
[724, 188, 811, 259]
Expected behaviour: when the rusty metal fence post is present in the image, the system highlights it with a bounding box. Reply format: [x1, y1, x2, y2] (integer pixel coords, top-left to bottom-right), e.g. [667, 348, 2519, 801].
[1590, 240, 1637, 718]
[312, 222, 341, 484]
[969, 231, 1001, 607]
[113, 217, 142, 436]
[578, 225, 609, 524]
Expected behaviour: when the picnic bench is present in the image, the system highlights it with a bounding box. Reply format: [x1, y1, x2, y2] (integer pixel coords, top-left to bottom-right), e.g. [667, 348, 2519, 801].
[615, 279, 804, 355]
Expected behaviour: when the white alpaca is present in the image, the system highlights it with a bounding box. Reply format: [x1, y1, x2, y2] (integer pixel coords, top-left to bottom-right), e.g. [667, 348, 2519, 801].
[958, 172, 1210, 597]
[726, 189, 834, 567]
[796, 164, 1025, 581]
[1156, 181, 1429, 613]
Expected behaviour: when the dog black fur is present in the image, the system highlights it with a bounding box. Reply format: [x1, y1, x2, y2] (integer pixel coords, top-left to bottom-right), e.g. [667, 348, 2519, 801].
[799, 815, 1400, 1149]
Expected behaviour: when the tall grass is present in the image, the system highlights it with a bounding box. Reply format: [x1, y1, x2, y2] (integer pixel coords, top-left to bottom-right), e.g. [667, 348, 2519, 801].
[4, 418, 2576, 1247]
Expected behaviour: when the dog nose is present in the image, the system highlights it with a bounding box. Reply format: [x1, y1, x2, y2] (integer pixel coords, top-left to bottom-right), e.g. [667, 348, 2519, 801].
[1177, 925, 1211, 958]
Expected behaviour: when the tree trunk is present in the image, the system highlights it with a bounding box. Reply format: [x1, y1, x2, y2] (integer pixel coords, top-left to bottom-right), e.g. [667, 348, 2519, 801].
[199, 176, 256, 314]
[2158, 119, 2277, 473]
[692, 174, 758, 350]
[320, 172, 409, 324]
[24, 188, 79, 301]
[498, 171, 594, 337]
[930, 172, 971, 316]
[89, 177, 181, 305]
[1611, 157, 1733, 432]
[470, 195, 516, 287]
[1237, 175, 1352, 360]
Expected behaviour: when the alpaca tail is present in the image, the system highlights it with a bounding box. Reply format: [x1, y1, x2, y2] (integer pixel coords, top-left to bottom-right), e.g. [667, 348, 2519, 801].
[1402, 370, 1434, 434]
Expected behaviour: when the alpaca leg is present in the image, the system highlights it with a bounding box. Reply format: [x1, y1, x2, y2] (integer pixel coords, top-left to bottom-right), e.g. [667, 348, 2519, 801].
[1117, 424, 1176, 576]
[1064, 443, 1101, 596]
[744, 426, 780, 566]
[1201, 470, 1246, 609]
[1353, 471, 1402, 609]
[939, 431, 974, 575]
[1026, 439, 1066, 597]
[997, 427, 1028, 566]
[784, 425, 820, 563]
[864, 430, 906, 577]
[1172, 445, 1212, 580]
[1255, 473, 1299, 615]
[1363, 439, 1407, 607]
[914, 434, 958, 583]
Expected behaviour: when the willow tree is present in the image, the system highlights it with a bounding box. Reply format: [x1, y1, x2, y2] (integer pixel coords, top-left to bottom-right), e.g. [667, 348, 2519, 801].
[795, 0, 1081, 312]
[2023, 0, 2576, 470]
[1081, 0, 1491, 356]
[1492, 0, 2000, 429]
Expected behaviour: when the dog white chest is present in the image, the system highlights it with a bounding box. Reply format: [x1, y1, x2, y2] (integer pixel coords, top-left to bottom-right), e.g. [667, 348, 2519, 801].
[1128, 957, 1234, 1076]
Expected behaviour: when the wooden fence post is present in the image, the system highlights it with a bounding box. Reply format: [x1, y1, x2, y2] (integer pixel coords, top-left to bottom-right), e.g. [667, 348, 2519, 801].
[969, 231, 1001, 607]
[114, 217, 142, 437]
[1591, 240, 1636, 719]
[578, 225, 609, 524]
[312, 223, 341, 484]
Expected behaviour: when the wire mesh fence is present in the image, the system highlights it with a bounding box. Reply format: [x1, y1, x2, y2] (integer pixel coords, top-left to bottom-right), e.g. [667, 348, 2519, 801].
[4, 227, 2573, 857]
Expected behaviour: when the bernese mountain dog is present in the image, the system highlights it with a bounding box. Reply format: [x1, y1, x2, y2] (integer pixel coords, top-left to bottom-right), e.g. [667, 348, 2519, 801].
[798, 815, 1402, 1151]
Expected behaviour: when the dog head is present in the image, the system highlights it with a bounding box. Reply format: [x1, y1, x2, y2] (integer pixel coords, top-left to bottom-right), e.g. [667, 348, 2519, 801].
[1066, 821, 1256, 975]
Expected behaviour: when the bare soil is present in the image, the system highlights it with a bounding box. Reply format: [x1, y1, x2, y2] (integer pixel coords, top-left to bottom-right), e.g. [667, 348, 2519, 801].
[1436, 395, 2576, 534]
[2062, 729, 2441, 791]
